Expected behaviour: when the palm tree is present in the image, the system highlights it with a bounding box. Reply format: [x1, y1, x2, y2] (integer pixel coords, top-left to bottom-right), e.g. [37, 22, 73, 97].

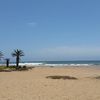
[5, 58, 10, 67]
[0, 51, 3, 60]
[12, 49, 24, 69]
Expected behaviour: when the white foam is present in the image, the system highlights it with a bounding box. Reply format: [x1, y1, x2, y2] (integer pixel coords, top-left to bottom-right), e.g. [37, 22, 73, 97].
[0, 63, 43, 66]
[43, 64, 92, 67]
[18, 63, 43, 66]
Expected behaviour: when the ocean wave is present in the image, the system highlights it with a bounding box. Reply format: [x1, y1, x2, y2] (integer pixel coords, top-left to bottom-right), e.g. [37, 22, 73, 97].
[0, 63, 43, 66]
[19, 63, 43, 66]
[0, 62, 98, 67]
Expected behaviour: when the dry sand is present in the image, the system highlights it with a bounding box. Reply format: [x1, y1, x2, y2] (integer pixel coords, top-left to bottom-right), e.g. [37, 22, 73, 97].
[0, 66, 100, 100]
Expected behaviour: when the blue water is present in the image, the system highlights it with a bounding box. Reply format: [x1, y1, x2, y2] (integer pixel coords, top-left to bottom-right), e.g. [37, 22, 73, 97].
[24, 60, 100, 65]
[1, 60, 100, 66]
[43, 61, 100, 65]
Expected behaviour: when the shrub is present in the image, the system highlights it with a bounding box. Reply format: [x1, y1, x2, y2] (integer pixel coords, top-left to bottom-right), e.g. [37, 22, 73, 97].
[95, 76, 100, 79]
[46, 75, 77, 80]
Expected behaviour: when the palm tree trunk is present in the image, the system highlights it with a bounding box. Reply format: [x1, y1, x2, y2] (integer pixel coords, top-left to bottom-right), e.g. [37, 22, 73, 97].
[16, 57, 19, 69]
[6, 60, 9, 67]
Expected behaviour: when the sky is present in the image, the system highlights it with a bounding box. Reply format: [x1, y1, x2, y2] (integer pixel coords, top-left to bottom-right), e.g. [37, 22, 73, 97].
[0, 0, 100, 61]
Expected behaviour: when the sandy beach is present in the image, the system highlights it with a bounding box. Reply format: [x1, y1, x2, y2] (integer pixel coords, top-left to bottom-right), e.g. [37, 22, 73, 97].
[0, 66, 100, 100]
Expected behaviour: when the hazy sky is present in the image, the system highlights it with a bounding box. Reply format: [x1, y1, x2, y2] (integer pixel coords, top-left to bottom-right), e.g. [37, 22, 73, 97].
[0, 0, 100, 61]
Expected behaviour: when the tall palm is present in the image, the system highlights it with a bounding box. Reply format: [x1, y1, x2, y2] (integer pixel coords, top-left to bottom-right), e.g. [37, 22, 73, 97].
[0, 51, 3, 60]
[12, 49, 24, 68]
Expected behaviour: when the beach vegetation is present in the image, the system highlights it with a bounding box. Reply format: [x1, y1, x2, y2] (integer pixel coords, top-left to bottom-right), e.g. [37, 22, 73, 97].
[95, 76, 100, 79]
[0, 66, 16, 72]
[0, 50, 31, 72]
[46, 75, 78, 80]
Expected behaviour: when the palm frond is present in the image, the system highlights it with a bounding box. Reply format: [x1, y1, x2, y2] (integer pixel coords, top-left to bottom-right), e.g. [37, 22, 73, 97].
[11, 49, 24, 57]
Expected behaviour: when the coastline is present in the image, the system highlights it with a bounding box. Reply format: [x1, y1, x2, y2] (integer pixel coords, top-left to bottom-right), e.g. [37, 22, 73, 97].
[1, 60, 100, 67]
[0, 66, 100, 100]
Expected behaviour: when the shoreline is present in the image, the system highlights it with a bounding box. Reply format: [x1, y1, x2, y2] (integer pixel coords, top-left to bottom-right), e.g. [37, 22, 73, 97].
[1, 63, 100, 68]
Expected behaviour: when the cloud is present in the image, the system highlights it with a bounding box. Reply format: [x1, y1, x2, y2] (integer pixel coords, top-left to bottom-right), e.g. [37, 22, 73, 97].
[27, 22, 37, 27]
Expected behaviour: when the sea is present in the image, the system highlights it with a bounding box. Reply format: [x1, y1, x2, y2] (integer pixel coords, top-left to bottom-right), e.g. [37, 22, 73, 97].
[1, 60, 100, 67]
